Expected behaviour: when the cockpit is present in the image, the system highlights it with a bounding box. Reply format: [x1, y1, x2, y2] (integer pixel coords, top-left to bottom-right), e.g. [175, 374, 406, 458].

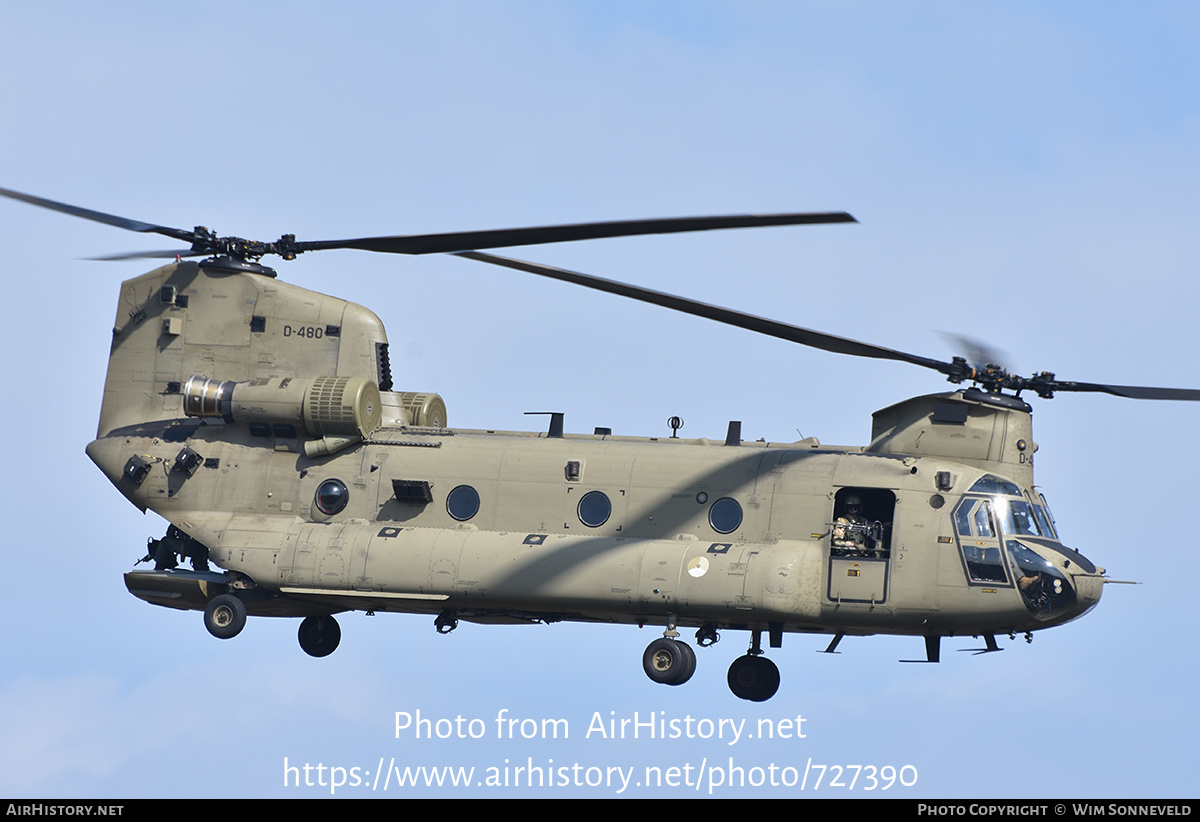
[952, 474, 1095, 621]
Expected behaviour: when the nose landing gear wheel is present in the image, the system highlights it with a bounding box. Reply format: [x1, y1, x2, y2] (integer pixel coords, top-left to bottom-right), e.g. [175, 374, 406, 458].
[298, 615, 342, 658]
[643, 638, 697, 686]
[727, 654, 780, 702]
[204, 594, 246, 639]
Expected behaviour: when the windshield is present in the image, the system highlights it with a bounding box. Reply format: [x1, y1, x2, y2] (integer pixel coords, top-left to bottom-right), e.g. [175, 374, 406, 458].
[1031, 503, 1057, 539]
[993, 497, 1041, 537]
[953, 476, 1085, 620]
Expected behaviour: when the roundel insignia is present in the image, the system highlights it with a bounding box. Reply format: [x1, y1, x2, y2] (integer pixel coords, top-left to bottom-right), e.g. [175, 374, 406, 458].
[687, 556, 709, 578]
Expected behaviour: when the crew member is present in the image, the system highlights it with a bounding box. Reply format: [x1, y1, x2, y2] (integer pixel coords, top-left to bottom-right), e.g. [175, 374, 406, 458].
[833, 495, 870, 554]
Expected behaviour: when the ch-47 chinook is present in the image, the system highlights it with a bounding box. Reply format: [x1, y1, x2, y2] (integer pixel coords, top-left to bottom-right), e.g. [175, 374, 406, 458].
[6, 186, 1197, 703]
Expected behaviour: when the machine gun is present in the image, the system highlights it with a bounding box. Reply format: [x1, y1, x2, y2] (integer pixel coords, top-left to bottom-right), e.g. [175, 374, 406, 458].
[829, 519, 889, 556]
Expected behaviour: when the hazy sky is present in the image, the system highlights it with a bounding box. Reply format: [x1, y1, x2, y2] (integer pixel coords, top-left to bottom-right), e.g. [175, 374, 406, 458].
[2, 1, 1197, 798]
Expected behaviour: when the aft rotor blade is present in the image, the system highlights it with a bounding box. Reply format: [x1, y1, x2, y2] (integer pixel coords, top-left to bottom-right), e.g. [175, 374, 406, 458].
[0, 186, 196, 243]
[3, 187, 854, 259]
[87, 249, 207, 261]
[455, 250, 956, 373]
[297, 212, 857, 256]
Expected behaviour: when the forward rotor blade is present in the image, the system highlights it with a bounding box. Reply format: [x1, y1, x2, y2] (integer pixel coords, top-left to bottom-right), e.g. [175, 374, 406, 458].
[1045, 381, 1200, 401]
[456, 253, 1200, 401]
[298, 212, 857, 256]
[0, 186, 196, 243]
[455, 250, 954, 373]
[940, 332, 1011, 372]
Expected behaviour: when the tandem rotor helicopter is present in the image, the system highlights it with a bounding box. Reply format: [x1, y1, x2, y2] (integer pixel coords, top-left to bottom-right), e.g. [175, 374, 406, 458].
[5, 186, 1196, 702]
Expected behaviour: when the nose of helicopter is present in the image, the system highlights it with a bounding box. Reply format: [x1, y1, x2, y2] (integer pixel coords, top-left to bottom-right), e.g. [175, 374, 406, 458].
[1008, 538, 1104, 626]
[1069, 566, 1104, 620]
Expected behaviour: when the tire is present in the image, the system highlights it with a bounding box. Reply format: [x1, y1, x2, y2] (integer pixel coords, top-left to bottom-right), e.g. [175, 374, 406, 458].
[668, 640, 697, 686]
[204, 594, 246, 640]
[298, 615, 341, 658]
[643, 638, 696, 685]
[727, 654, 780, 702]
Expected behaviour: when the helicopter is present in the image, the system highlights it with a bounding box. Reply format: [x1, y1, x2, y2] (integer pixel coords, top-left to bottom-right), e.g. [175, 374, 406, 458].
[5, 186, 1197, 703]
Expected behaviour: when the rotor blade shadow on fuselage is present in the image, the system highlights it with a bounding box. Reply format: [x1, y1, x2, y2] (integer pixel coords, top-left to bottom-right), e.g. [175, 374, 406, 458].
[484, 447, 818, 595]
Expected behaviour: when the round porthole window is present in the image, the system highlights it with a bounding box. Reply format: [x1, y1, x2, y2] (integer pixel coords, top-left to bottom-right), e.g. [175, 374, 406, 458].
[577, 490, 612, 528]
[708, 497, 742, 534]
[314, 479, 349, 516]
[446, 485, 481, 521]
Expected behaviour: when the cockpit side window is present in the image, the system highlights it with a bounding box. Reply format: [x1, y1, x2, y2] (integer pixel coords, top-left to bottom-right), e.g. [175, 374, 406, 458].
[954, 501, 971, 536]
[973, 500, 995, 538]
[952, 497, 1008, 584]
[954, 498, 994, 538]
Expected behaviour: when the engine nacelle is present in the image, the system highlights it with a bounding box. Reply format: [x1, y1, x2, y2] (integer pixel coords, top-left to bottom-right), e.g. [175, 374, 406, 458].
[183, 374, 382, 440]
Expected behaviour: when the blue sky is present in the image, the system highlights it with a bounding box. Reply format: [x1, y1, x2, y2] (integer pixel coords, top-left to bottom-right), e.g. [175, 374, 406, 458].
[1, 1, 1197, 798]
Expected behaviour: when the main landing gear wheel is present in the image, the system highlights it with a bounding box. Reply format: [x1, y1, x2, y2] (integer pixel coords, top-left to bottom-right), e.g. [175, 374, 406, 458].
[643, 638, 696, 686]
[298, 615, 341, 658]
[204, 594, 246, 640]
[727, 654, 780, 702]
